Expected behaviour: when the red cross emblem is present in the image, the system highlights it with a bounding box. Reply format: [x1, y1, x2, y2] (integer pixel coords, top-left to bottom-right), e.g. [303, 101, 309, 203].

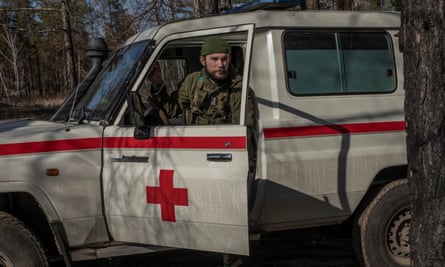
[146, 169, 189, 222]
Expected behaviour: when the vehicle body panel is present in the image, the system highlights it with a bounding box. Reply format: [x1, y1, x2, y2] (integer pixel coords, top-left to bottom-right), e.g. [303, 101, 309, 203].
[103, 126, 249, 255]
[0, 120, 108, 246]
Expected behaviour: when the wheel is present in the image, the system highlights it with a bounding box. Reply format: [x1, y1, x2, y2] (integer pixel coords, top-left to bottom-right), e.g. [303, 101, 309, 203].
[0, 212, 48, 267]
[353, 179, 410, 267]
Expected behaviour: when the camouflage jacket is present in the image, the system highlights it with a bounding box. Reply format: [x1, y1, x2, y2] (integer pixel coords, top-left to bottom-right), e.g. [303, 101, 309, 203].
[177, 68, 243, 124]
[151, 67, 246, 125]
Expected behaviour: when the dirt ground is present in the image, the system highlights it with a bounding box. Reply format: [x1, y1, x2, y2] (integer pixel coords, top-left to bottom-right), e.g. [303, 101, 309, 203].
[71, 226, 360, 267]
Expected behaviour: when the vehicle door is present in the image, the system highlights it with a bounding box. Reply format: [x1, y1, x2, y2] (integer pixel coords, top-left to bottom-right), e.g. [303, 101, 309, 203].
[102, 24, 255, 256]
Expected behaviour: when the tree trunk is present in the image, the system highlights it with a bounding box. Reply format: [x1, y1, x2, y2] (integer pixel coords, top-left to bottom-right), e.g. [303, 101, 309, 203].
[201, 0, 218, 16]
[301, 0, 319, 10]
[193, 0, 201, 17]
[0, 70, 11, 104]
[401, 1, 445, 266]
[336, 0, 352, 10]
[220, 0, 232, 11]
[61, 0, 77, 92]
[0, 26, 20, 96]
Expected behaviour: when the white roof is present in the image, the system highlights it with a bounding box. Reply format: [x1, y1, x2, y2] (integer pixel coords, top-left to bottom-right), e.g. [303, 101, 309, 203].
[129, 10, 400, 44]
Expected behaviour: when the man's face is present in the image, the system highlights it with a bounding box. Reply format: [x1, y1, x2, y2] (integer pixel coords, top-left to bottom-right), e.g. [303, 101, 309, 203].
[200, 53, 231, 82]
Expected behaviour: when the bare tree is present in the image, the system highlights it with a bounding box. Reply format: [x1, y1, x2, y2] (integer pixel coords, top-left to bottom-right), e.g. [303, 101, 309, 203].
[61, 0, 78, 92]
[401, 0, 445, 266]
[301, 0, 320, 10]
[0, 24, 21, 96]
[201, 0, 218, 16]
[336, 0, 352, 10]
[0, 67, 11, 104]
[220, 0, 232, 11]
[194, 0, 232, 16]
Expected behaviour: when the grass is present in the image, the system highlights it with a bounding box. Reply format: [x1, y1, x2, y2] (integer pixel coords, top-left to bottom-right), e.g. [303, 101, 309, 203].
[8, 95, 66, 108]
[0, 95, 67, 120]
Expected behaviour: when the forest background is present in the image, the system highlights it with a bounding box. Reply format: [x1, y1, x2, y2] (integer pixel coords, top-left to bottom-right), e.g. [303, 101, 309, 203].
[0, 0, 401, 119]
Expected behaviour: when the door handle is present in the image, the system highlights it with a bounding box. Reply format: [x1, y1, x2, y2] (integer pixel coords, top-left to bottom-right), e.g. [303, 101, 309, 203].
[207, 153, 232, 162]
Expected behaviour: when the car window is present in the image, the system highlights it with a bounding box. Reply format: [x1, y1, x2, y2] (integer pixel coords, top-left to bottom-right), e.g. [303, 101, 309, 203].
[284, 31, 395, 95]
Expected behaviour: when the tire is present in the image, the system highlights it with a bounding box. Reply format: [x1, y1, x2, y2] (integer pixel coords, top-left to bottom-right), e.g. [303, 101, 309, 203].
[353, 179, 410, 267]
[0, 211, 48, 267]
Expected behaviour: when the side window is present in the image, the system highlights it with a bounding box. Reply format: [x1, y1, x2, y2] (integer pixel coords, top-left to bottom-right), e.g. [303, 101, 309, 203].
[120, 56, 187, 127]
[284, 31, 395, 95]
[159, 59, 187, 93]
[285, 32, 340, 94]
[340, 32, 394, 93]
[137, 57, 188, 126]
[139, 58, 187, 102]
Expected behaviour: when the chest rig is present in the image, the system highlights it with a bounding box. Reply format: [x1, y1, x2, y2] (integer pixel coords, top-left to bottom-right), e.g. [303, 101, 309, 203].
[189, 75, 231, 124]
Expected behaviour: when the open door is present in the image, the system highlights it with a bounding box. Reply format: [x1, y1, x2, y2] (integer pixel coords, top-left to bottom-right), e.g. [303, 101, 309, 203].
[102, 24, 255, 256]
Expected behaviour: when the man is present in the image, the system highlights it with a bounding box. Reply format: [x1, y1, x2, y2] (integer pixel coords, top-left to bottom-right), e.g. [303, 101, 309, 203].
[150, 36, 247, 125]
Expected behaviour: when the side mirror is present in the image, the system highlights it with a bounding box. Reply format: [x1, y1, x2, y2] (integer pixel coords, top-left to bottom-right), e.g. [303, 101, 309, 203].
[134, 126, 151, 139]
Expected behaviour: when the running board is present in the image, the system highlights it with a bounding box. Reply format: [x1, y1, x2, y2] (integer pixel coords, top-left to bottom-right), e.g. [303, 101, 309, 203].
[70, 245, 174, 261]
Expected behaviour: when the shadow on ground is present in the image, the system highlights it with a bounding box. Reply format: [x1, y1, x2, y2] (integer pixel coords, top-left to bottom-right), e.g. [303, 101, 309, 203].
[71, 225, 359, 267]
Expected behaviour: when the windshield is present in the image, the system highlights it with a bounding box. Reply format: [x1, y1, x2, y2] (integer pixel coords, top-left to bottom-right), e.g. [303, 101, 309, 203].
[82, 41, 149, 120]
[52, 41, 150, 122]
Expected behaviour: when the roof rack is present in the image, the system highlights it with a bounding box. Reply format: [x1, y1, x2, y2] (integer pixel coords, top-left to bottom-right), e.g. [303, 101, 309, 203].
[223, 0, 301, 14]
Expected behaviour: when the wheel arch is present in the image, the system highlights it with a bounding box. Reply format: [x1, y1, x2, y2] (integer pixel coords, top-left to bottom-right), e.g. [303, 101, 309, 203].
[372, 165, 407, 187]
[0, 191, 68, 264]
[352, 164, 407, 220]
[358, 165, 408, 210]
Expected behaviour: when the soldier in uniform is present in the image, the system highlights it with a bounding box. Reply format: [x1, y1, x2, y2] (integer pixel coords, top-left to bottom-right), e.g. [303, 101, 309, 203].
[149, 36, 252, 126]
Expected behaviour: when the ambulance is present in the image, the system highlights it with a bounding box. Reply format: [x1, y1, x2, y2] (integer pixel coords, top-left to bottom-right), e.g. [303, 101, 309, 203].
[0, 1, 408, 267]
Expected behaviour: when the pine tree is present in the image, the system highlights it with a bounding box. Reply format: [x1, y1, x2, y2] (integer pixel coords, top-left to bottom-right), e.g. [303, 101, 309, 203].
[401, 0, 445, 266]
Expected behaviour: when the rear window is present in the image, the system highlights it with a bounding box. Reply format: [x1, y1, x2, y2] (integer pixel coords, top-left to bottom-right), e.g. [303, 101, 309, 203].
[284, 31, 395, 95]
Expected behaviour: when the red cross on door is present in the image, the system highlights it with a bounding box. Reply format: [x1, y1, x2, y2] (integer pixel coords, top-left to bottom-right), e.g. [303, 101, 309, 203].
[146, 169, 189, 222]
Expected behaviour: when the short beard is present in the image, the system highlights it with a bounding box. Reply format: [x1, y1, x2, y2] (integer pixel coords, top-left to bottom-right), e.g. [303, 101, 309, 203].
[206, 68, 228, 84]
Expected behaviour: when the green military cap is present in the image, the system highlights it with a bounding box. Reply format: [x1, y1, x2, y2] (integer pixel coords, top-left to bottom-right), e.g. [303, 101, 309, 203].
[200, 36, 231, 56]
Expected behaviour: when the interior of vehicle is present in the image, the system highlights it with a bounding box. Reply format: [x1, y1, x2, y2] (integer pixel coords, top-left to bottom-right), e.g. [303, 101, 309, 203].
[125, 35, 247, 127]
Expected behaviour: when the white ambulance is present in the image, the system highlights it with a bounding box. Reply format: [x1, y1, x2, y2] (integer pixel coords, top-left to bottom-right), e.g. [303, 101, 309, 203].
[0, 3, 408, 267]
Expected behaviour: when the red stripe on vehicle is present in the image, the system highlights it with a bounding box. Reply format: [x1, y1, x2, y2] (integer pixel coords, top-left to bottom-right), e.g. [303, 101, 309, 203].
[0, 136, 246, 156]
[264, 121, 406, 139]
[0, 138, 102, 156]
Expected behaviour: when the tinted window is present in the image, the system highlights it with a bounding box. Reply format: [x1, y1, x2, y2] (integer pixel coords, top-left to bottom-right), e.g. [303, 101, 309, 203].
[284, 31, 395, 95]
